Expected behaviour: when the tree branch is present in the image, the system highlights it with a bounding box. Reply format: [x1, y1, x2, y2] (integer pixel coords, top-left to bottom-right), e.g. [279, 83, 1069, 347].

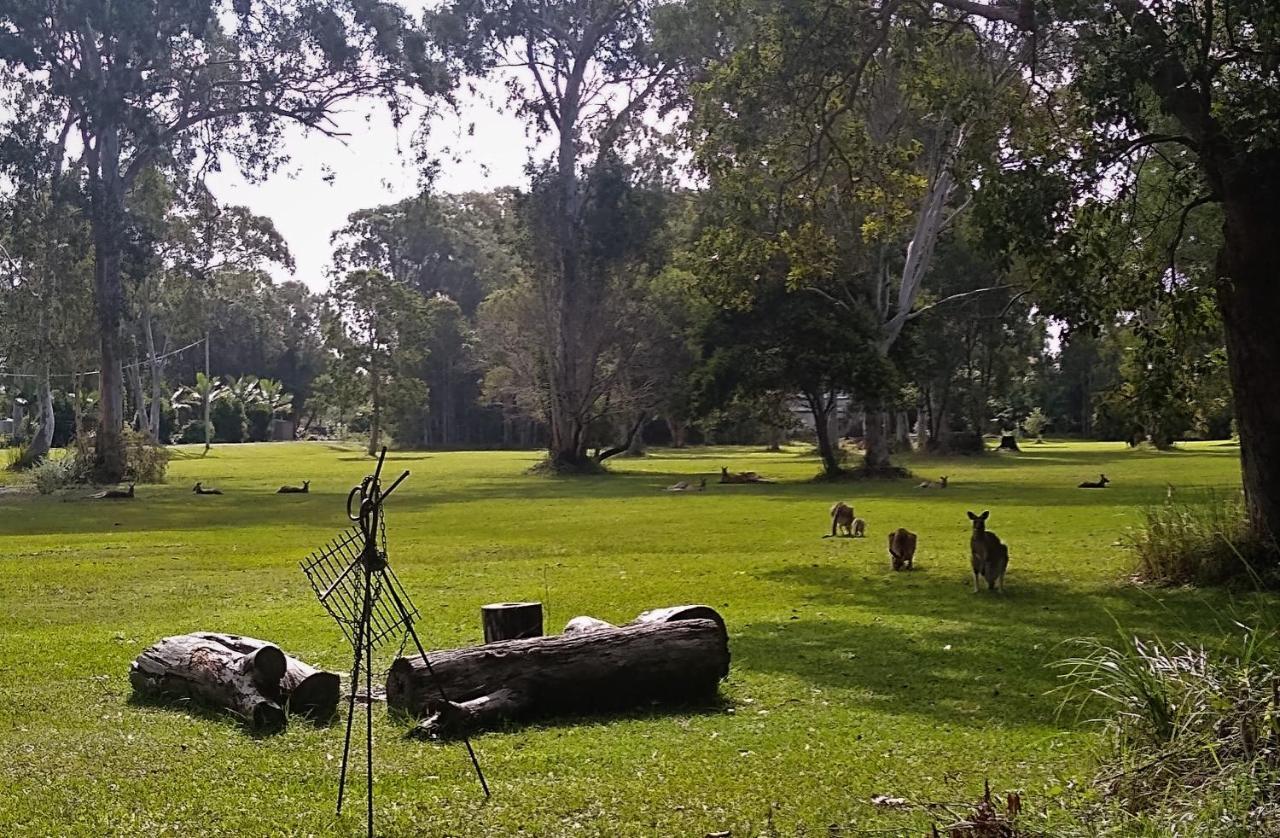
[905, 284, 1011, 321]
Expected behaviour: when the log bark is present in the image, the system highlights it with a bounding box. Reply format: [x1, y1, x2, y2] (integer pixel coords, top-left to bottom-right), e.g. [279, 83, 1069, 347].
[190, 633, 341, 720]
[389, 610, 730, 739]
[481, 602, 544, 643]
[130, 634, 287, 731]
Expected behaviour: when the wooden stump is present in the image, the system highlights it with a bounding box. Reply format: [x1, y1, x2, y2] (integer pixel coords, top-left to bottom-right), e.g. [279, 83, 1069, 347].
[997, 434, 1020, 451]
[481, 601, 544, 643]
[388, 606, 730, 739]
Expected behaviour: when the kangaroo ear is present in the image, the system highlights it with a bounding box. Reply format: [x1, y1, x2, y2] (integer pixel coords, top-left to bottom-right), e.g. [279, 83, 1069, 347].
[967, 511, 976, 520]
[980, 510, 990, 520]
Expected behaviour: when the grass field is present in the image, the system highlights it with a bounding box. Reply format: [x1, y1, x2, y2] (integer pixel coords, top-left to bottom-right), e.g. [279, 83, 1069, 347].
[0, 440, 1260, 836]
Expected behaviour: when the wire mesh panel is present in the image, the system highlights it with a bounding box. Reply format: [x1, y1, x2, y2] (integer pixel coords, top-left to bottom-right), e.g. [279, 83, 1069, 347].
[299, 525, 420, 651]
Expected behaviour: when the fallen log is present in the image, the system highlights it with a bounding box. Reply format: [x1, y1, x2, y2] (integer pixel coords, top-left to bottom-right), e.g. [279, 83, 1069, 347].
[189, 633, 341, 720]
[481, 601, 543, 643]
[129, 634, 288, 731]
[388, 607, 730, 739]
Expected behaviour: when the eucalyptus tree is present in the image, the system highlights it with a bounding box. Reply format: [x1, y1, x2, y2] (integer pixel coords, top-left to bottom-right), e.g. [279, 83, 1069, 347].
[0, 0, 451, 479]
[430, 0, 696, 470]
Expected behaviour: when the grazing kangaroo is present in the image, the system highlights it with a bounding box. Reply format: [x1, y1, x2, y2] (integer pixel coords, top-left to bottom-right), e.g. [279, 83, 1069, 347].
[852, 517, 867, 538]
[827, 501, 855, 537]
[192, 482, 222, 495]
[918, 475, 949, 489]
[887, 528, 917, 571]
[91, 483, 134, 499]
[968, 510, 1009, 592]
[720, 466, 774, 484]
[666, 477, 707, 493]
[277, 481, 310, 494]
[1078, 474, 1110, 489]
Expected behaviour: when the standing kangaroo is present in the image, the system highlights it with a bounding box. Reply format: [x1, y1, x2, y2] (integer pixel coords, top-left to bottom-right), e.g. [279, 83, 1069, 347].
[968, 510, 1009, 592]
[827, 501, 855, 537]
[887, 528, 917, 571]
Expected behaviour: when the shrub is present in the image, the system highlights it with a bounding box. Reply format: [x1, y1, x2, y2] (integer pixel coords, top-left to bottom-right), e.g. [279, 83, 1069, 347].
[211, 400, 246, 443]
[122, 428, 169, 483]
[29, 450, 92, 494]
[1127, 491, 1270, 585]
[246, 403, 273, 442]
[1023, 407, 1049, 441]
[1055, 627, 1280, 835]
[176, 420, 209, 445]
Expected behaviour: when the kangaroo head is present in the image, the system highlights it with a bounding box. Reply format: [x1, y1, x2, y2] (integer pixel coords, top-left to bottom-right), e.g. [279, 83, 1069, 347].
[192, 482, 201, 492]
[1100, 474, 1109, 485]
[967, 510, 990, 531]
[303, 480, 310, 489]
[940, 476, 949, 487]
[721, 467, 729, 476]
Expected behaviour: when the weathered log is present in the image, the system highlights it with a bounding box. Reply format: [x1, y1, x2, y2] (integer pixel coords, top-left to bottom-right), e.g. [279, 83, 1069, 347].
[481, 601, 544, 643]
[129, 634, 287, 731]
[631, 604, 727, 636]
[190, 633, 341, 720]
[563, 615, 616, 635]
[389, 610, 730, 739]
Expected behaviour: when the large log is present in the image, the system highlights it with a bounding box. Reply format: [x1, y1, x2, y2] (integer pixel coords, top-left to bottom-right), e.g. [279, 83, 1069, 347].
[129, 634, 288, 731]
[190, 633, 341, 721]
[481, 601, 543, 643]
[388, 609, 730, 739]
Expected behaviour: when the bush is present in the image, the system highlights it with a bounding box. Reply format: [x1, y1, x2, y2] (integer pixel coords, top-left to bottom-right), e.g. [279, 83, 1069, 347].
[1055, 626, 1280, 835]
[246, 403, 273, 442]
[176, 420, 209, 445]
[1127, 491, 1271, 585]
[29, 451, 92, 494]
[122, 428, 169, 483]
[211, 400, 246, 443]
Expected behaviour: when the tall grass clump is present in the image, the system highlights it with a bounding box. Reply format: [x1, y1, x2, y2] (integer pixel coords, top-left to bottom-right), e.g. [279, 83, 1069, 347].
[1055, 626, 1280, 836]
[1128, 491, 1268, 585]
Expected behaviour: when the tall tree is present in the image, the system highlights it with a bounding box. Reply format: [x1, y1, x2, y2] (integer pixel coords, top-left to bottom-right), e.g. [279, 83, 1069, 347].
[433, 0, 689, 470]
[0, 0, 449, 479]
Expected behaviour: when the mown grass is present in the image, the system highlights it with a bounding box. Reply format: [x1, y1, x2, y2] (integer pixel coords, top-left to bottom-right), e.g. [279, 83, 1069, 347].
[0, 440, 1259, 836]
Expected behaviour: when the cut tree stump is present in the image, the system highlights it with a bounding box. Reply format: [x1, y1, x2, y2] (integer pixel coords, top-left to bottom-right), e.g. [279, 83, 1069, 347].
[997, 434, 1020, 451]
[481, 601, 544, 643]
[129, 633, 340, 730]
[389, 606, 730, 739]
[190, 633, 341, 720]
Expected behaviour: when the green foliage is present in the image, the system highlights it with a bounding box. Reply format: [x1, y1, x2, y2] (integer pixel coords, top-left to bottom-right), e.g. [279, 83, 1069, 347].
[122, 428, 169, 484]
[211, 400, 247, 444]
[1127, 492, 1267, 586]
[1055, 625, 1280, 834]
[245, 403, 274, 443]
[175, 421, 209, 445]
[1023, 408, 1049, 440]
[28, 452, 92, 494]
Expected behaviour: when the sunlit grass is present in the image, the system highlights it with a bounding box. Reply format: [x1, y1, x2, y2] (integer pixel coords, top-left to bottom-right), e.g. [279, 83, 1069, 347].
[0, 439, 1256, 836]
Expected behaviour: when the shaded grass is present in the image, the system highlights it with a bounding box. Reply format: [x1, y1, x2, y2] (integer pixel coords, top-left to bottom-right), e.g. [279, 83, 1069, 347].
[0, 439, 1259, 836]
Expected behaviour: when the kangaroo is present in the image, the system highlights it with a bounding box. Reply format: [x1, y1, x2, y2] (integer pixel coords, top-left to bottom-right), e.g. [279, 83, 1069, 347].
[720, 467, 774, 484]
[1078, 474, 1110, 489]
[827, 501, 855, 537]
[968, 510, 1009, 592]
[918, 475, 949, 489]
[666, 477, 707, 492]
[277, 481, 310, 494]
[91, 483, 134, 500]
[887, 528, 917, 571]
[852, 517, 867, 538]
[192, 482, 222, 495]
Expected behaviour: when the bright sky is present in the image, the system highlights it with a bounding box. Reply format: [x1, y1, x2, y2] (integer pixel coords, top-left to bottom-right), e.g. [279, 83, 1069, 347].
[204, 85, 533, 291]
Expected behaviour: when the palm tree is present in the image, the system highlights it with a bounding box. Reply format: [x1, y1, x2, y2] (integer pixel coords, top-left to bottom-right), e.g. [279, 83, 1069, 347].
[257, 378, 293, 417]
[173, 372, 227, 455]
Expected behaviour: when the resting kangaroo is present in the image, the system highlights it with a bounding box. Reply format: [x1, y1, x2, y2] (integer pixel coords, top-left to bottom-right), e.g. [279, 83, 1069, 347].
[91, 483, 134, 499]
[918, 475, 948, 489]
[192, 482, 223, 495]
[1078, 473, 1110, 489]
[827, 501, 855, 537]
[887, 528, 917, 571]
[968, 510, 1009, 592]
[720, 466, 773, 484]
[277, 481, 310, 494]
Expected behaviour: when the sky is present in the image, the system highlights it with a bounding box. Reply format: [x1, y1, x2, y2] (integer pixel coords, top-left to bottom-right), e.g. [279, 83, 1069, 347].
[204, 85, 532, 291]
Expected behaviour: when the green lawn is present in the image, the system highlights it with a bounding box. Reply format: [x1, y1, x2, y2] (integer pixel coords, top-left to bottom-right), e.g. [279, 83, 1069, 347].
[0, 440, 1258, 836]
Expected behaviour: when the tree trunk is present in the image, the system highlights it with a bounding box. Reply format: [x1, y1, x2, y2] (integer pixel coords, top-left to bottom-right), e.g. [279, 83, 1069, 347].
[202, 334, 212, 456]
[806, 391, 841, 476]
[367, 344, 381, 456]
[669, 417, 687, 448]
[1218, 197, 1280, 544]
[625, 413, 647, 457]
[25, 364, 55, 464]
[127, 355, 147, 433]
[89, 129, 127, 482]
[481, 602, 544, 643]
[863, 406, 892, 470]
[129, 634, 289, 732]
[389, 610, 730, 739]
[893, 410, 912, 452]
[143, 292, 163, 442]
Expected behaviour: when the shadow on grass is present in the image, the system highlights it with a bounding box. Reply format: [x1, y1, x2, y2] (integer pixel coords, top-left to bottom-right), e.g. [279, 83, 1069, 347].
[127, 690, 338, 737]
[732, 562, 1237, 731]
